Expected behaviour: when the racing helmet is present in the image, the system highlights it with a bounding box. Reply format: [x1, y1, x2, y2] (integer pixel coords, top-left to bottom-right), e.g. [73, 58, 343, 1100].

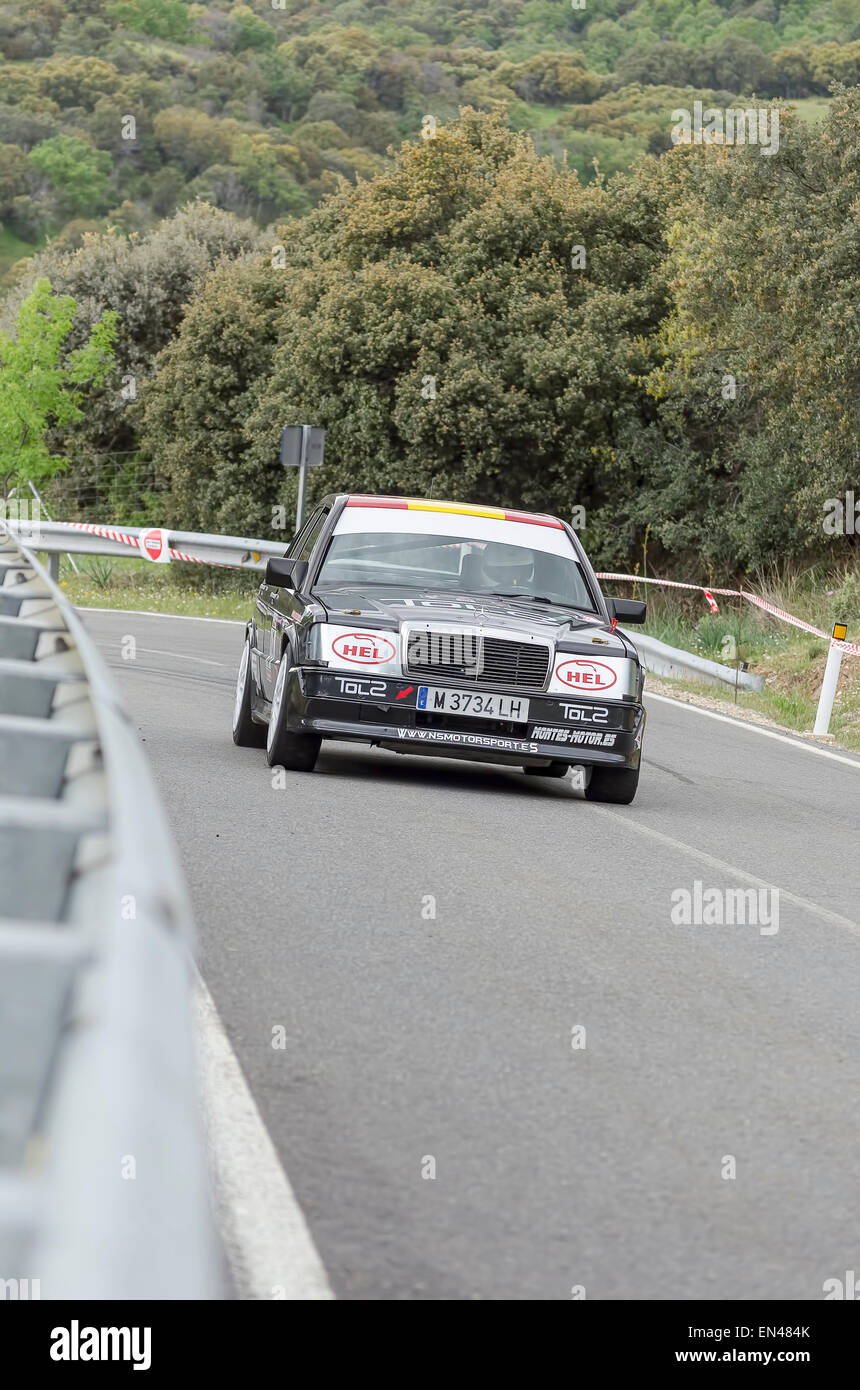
[479, 542, 535, 589]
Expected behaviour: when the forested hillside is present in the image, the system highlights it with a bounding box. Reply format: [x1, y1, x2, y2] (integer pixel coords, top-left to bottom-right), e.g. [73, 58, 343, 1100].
[3, 92, 858, 573]
[0, 0, 856, 273]
[1, 2, 858, 577]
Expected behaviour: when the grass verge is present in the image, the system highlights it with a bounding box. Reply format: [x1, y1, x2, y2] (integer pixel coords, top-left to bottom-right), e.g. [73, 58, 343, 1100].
[54, 554, 256, 620]
[610, 566, 860, 753]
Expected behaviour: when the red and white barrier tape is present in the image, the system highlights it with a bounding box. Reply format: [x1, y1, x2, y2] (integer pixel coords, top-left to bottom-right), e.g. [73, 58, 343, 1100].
[596, 572, 860, 657]
[32, 524, 860, 656]
[65, 521, 232, 567]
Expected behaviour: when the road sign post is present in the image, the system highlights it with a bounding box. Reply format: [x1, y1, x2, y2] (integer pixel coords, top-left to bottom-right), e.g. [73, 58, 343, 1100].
[295, 427, 308, 533]
[280, 425, 326, 533]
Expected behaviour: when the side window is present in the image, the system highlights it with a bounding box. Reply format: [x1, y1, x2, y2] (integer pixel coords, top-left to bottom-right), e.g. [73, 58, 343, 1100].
[297, 509, 328, 562]
[285, 512, 317, 559]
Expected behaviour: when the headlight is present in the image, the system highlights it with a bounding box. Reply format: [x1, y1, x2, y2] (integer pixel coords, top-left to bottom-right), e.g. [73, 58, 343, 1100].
[548, 653, 639, 698]
[304, 623, 324, 662]
[316, 623, 402, 676]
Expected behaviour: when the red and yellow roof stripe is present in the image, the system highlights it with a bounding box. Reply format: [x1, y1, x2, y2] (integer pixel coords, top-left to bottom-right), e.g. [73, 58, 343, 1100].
[345, 496, 563, 530]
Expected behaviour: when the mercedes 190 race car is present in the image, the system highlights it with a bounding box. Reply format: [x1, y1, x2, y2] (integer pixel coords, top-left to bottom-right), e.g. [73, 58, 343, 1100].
[232, 494, 648, 802]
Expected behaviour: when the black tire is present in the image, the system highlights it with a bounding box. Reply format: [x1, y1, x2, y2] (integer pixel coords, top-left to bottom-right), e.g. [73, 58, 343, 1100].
[524, 762, 569, 778]
[583, 763, 640, 805]
[232, 635, 267, 748]
[266, 651, 321, 771]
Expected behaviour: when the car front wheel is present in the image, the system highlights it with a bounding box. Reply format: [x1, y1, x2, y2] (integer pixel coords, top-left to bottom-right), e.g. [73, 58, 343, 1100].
[266, 653, 321, 771]
[583, 763, 640, 805]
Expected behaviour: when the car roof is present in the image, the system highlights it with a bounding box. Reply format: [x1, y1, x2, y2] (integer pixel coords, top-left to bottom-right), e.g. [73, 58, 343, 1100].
[335, 494, 565, 530]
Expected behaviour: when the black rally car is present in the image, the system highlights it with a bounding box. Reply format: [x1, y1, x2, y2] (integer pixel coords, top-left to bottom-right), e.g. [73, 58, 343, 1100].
[232, 494, 647, 802]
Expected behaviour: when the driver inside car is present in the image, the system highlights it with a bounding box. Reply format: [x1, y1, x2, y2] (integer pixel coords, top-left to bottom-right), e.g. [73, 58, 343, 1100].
[467, 542, 536, 593]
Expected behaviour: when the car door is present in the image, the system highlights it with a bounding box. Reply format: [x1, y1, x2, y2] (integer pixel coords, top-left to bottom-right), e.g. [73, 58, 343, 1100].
[265, 506, 329, 698]
[256, 511, 316, 698]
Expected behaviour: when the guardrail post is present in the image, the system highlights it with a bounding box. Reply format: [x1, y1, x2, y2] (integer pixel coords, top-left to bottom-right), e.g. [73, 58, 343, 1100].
[47, 552, 60, 582]
[813, 622, 847, 735]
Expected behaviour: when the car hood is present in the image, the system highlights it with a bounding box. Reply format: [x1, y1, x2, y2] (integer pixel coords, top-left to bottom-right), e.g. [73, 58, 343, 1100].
[315, 583, 629, 650]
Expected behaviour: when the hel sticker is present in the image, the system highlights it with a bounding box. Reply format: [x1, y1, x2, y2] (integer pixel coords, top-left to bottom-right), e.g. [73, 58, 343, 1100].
[332, 631, 396, 665]
[555, 659, 617, 691]
[140, 527, 171, 563]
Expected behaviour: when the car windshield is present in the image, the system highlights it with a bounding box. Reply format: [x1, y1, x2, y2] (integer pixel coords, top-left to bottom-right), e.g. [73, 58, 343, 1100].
[316, 529, 596, 611]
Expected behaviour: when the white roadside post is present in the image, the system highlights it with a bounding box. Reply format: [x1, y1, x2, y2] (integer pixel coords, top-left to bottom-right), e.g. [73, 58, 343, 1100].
[813, 622, 847, 736]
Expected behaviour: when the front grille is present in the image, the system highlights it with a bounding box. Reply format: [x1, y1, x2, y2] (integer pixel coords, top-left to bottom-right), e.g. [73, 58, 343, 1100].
[405, 631, 550, 691]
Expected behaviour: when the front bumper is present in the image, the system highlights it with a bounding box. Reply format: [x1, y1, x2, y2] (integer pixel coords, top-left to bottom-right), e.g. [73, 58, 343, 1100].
[285, 668, 645, 769]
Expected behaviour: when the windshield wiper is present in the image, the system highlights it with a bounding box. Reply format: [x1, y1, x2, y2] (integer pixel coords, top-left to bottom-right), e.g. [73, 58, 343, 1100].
[490, 592, 563, 606]
[488, 593, 598, 615]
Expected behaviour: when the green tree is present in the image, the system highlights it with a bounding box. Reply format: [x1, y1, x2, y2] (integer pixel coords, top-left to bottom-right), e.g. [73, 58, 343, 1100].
[153, 108, 235, 177]
[2, 202, 263, 514]
[697, 36, 775, 93]
[230, 4, 276, 52]
[142, 110, 669, 546]
[107, 0, 194, 43]
[0, 143, 29, 218]
[810, 40, 860, 91]
[772, 45, 815, 98]
[615, 42, 698, 88]
[139, 256, 286, 535]
[28, 134, 112, 216]
[496, 52, 603, 105]
[636, 87, 860, 569]
[0, 277, 116, 495]
[229, 134, 311, 219]
[34, 55, 121, 109]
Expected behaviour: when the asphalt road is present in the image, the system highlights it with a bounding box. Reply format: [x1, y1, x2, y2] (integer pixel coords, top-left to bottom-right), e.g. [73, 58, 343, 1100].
[83, 607, 860, 1301]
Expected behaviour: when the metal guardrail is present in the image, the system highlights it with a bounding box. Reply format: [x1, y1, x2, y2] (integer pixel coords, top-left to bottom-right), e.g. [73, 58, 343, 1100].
[626, 631, 766, 693]
[0, 525, 218, 1298]
[3, 518, 766, 697]
[3, 519, 286, 571]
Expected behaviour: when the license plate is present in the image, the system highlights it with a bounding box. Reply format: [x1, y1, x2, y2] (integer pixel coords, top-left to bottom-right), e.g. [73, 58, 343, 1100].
[417, 686, 530, 720]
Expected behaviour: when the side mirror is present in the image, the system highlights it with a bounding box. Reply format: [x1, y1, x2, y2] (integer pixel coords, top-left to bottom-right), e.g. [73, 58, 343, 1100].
[266, 558, 309, 591]
[606, 597, 646, 625]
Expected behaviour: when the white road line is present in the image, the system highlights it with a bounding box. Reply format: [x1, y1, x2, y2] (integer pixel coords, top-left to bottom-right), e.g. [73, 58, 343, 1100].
[194, 973, 334, 1301]
[594, 807, 860, 938]
[645, 691, 860, 770]
[135, 646, 229, 667]
[80, 606, 245, 625]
